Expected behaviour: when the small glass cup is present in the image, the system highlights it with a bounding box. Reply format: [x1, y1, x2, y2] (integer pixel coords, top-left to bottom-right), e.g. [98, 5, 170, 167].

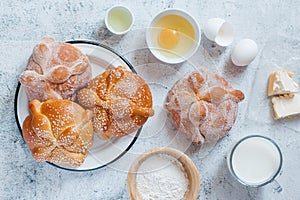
[227, 135, 283, 192]
[105, 6, 134, 35]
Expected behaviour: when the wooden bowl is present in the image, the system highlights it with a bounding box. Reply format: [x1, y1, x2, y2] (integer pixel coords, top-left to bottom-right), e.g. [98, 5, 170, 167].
[127, 147, 200, 200]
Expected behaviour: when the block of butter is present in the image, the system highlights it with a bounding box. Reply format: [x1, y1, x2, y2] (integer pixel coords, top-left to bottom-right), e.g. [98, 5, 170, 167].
[272, 94, 300, 120]
[268, 70, 299, 96]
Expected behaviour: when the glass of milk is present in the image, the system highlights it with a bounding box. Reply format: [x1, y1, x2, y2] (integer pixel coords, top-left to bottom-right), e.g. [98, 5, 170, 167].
[227, 135, 283, 192]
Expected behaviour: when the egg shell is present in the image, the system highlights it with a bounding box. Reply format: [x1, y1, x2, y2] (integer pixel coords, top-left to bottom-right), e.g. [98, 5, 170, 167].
[231, 39, 258, 66]
[203, 18, 234, 47]
[204, 18, 225, 41]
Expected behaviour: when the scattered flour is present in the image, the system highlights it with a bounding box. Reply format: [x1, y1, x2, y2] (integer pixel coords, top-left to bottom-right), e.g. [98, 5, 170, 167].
[136, 154, 189, 200]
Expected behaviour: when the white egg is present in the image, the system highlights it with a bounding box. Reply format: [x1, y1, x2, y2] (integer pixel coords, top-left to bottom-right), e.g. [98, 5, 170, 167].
[203, 18, 234, 47]
[231, 39, 258, 66]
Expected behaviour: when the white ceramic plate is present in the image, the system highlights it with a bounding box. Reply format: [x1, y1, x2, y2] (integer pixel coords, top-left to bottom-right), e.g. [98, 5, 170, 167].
[14, 40, 141, 171]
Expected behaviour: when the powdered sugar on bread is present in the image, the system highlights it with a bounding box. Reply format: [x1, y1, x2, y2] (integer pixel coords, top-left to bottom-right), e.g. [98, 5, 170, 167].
[165, 68, 244, 145]
[19, 37, 91, 101]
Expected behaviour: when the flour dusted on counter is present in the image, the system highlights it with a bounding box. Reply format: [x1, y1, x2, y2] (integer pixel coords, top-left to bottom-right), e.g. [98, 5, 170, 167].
[136, 154, 189, 200]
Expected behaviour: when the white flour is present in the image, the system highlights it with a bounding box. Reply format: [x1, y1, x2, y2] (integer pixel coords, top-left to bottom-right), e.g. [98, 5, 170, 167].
[136, 154, 189, 200]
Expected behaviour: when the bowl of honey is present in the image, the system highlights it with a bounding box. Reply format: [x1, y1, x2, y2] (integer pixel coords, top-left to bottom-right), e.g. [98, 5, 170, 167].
[146, 9, 201, 64]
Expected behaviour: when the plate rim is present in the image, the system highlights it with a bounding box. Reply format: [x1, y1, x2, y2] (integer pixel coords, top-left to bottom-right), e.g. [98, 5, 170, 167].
[14, 39, 141, 172]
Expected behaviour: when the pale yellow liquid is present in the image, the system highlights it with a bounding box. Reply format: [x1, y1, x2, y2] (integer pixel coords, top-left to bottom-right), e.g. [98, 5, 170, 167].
[107, 8, 132, 32]
[153, 14, 196, 58]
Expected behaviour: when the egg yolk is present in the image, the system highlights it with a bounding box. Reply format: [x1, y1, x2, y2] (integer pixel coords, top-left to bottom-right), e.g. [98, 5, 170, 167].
[158, 28, 179, 48]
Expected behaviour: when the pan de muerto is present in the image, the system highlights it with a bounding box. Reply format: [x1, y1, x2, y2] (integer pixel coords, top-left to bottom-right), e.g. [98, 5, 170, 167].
[19, 37, 91, 101]
[22, 99, 94, 166]
[165, 68, 244, 145]
[78, 66, 154, 140]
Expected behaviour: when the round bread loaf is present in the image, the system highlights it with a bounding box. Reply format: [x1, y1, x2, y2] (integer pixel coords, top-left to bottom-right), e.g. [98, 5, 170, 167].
[20, 37, 91, 102]
[165, 68, 244, 145]
[77, 66, 154, 140]
[22, 99, 94, 167]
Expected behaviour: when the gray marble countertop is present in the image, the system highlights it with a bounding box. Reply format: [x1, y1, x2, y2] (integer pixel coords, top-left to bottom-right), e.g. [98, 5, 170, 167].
[1, 0, 300, 199]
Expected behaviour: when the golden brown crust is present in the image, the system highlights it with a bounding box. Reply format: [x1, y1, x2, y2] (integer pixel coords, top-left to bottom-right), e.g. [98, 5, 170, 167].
[267, 71, 277, 96]
[77, 66, 154, 140]
[19, 37, 92, 102]
[165, 68, 244, 145]
[22, 99, 94, 167]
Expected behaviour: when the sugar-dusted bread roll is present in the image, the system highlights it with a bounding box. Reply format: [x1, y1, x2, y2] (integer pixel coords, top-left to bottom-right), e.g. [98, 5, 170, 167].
[22, 99, 94, 167]
[165, 68, 244, 145]
[20, 37, 91, 102]
[77, 66, 154, 140]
